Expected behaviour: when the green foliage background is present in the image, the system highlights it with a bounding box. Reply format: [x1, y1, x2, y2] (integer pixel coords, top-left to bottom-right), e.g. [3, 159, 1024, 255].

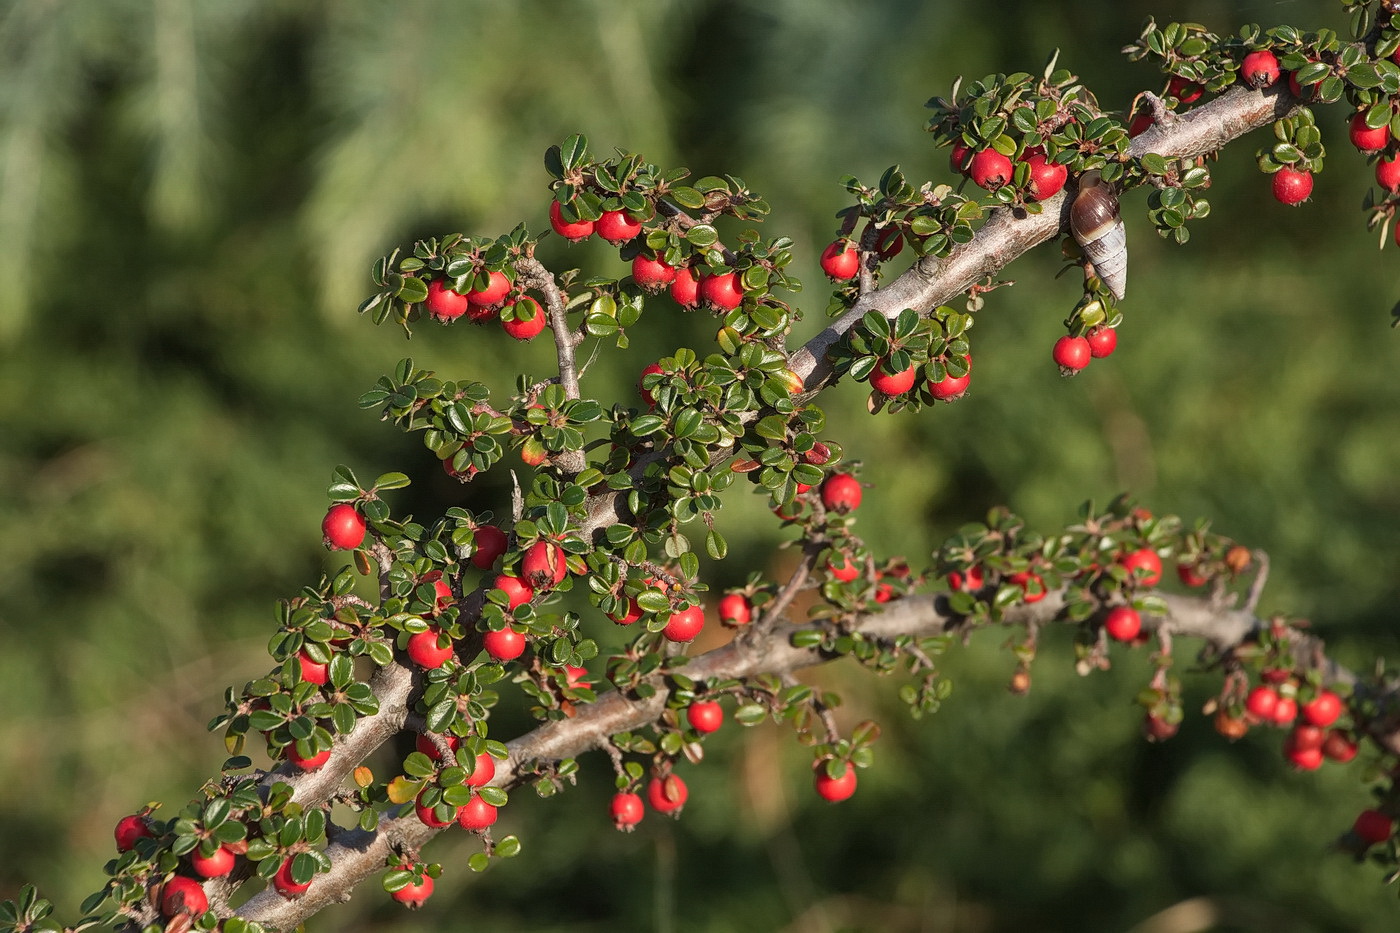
[2, 0, 1398, 930]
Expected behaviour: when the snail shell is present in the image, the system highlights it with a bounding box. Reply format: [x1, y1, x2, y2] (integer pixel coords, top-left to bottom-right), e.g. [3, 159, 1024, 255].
[1070, 170, 1127, 301]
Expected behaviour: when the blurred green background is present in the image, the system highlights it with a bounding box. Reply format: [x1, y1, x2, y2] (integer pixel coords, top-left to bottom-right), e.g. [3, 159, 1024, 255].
[3, 0, 1400, 930]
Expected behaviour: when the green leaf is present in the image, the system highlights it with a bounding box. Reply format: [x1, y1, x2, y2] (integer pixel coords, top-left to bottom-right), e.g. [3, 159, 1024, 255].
[373, 472, 411, 491]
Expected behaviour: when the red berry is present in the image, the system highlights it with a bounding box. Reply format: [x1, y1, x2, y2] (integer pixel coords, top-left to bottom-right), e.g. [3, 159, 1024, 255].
[1052, 335, 1091, 372]
[1272, 167, 1313, 205]
[1283, 736, 1324, 771]
[670, 266, 701, 308]
[1354, 809, 1394, 845]
[632, 253, 677, 290]
[1007, 570, 1046, 603]
[610, 791, 645, 831]
[1168, 75, 1203, 103]
[698, 271, 744, 310]
[947, 566, 985, 591]
[1377, 155, 1400, 192]
[467, 270, 511, 309]
[391, 872, 435, 909]
[686, 700, 724, 734]
[160, 876, 209, 918]
[549, 199, 594, 241]
[415, 790, 454, 828]
[820, 472, 862, 513]
[869, 361, 917, 396]
[638, 362, 666, 407]
[1142, 712, 1179, 742]
[190, 845, 236, 879]
[1120, 548, 1163, 587]
[827, 552, 861, 583]
[1245, 685, 1279, 721]
[425, 279, 469, 321]
[814, 761, 858, 802]
[610, 596, 644, 626]
[662, 604, 705, 643]
[1271, 695, 1298, 726]
[483, 627, 527, 661]
[820, 240, 860, 281]
[1301, 690, 1344, 728]
[718, 593, 752, 625]
[492, 574, 534, 610]
[431, 578, 453, 613]
[949, 140, 973, 175]
[470, 525, 508, 570]
[288, 744, 331, 771]
[442, 456, 479, 482]
[1290, 723, 1326, 752]
[322, 503, 366, 550]
[1024, 153, 1068, 201]
[296, 648, 329, 685]
[1176, 562, 1209, 587]
[414, 733, 460, 762]
[1086, 326, 1117, 359]
[596, 209, 643, 244]
[928, 355, 971, 400]
[521, 540, 567, 589]
[457, 795, 499, 832]
[647, 773, 688, 815]
[462, 750, 496, 787]
[968, 148, 1013, 189]
[273, 857, 313, 898]
[407, 628, 454, 670]
[1127, 111, 1154, 138]
[1323, 729, 1359, 763]
[1240, 49, 1280, 88]
[115, 814, 153, 852]
[875, 226, 904, 260]
[501, 296, 547, 341]
[1104, 606, 1142, 642]
[1350, 112, 1391, 153]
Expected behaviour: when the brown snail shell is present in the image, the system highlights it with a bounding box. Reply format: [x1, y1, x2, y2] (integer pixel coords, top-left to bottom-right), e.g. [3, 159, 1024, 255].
[1070, 170, 1127, 301]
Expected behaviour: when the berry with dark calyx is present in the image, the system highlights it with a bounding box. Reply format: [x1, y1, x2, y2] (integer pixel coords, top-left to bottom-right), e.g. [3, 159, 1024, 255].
[1272, 166, 1313, 205]
[115, 814, 153, 852]
[501, 296, 547, 341]
[632, 253, 677, 290]
[1024, 152, 1068, 201]
[638, 362, 666, 407]
[1167, 75, 1203, 103]
[1323, 729, 1359, 763]
[1104, 606, 1142, 642]
[1086, 326, 1117, 359]
[1350, 112, 1390, 153]
[425, 278, 469, 321]
[719, 593, 752, 625]
[322, 503, 366, 550]
[596, 209, 643, 244]
[273, 857, 313, 898]
[1376, 155, 1400, 192]
[1240, 49, 1280, 88]
[686, 700, 724, 734]
[1119, 548, 1163, 587]
[814, 760, 858, 802]
[968, 148, 1013, 189]
[869, 361, 917, 396]
[287, 744, 331, 771]
[698, 271, 744, 310]
[1052, 335, 1091, 373]
[1353, 809, 1394, 846]
[466, 270, 511, 309]
[1245, 685, 1279, 721]
[470, 525, 508, 569]
[492, 573, 534, 610]
[1301, 690, 1344, 728]
[190, 845, 236, 879]
[670, 266, 701, 308]
[483, 627, 527, 661]
[929, 355, 972, 400]
[820, 472, 862, 513]
[647, 773, 689, 815]
[549, 199, 594, 241]
[947, 566, 984, 591]
[611, 791, 645, 831]
[662, 604, 705, 643]
[457, 795, 499, 832]
[1214, 710, 1249, 741]
[391, 871, 434, 909]
[522, 540, 567, 589]
[406, 628, 454, 670]
[160, 876, 209, 918]
[820, 239, 860, 281]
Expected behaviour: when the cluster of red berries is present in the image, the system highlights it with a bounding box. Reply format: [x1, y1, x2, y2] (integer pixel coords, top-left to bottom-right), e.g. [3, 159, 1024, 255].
[1239, 677, 1354, 771]
[424, 273, 549, 341]
[950, 143, 1068, 201]
[412, 739, 502, 833]
[1051, 326, 1117, 374]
